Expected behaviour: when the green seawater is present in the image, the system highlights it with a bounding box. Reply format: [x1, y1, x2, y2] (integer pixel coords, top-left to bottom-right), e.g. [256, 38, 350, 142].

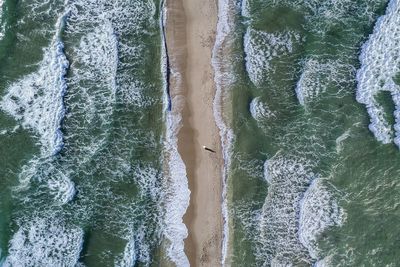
[1, 0, 400, 266]
[226, 0, 400, 266]
[0, 0, 168, 265]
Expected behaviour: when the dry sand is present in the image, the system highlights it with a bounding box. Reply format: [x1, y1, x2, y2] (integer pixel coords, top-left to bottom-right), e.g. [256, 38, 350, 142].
[165, 0, 223, 266]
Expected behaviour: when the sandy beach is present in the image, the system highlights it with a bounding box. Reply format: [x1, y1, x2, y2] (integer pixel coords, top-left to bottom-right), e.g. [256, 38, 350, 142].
[165, 0, 223, 266]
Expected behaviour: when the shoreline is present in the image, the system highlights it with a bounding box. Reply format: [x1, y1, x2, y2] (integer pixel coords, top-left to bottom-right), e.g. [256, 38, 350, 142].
[160, 0, 191, 265]
[212, 0, 236, 264]
[165, 0, 224, 265]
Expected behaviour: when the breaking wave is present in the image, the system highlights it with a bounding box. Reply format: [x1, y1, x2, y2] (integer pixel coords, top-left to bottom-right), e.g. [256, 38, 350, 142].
[0, 11, 70, 156]
[1, 0, 165, 265]
[158, 0, 191, 264]
[0, 0, 4, 40]
[356, 0, 400, 147]
[212, 0, 237, 264]
[233, 153, 345, 266]
[296, 58, 355, 106]
[162, 111, 190, 267]
[259, 154, 314, 265]
[299, 178, 345, 259]
[3, 216, 83, 267]
[250, 97, 275, 121]
[244, 27, 301, 86]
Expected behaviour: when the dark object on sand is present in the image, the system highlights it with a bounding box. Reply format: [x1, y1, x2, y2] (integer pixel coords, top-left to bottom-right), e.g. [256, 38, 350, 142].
[202, 145, 216, 153]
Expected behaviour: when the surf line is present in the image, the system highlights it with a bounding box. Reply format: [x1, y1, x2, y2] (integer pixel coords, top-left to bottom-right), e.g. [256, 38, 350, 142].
[53, 9, 71, 156]
[161, 0, 172, 112]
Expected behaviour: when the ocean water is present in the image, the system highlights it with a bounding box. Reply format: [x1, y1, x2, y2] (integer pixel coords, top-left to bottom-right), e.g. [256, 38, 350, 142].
[218, 0, 400, 266]
[0, 0, 190, 266]
[1, 0, 400, 266]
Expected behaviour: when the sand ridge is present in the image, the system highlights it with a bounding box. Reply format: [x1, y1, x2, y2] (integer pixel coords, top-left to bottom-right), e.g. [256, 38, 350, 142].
[165, 0, 223, 265]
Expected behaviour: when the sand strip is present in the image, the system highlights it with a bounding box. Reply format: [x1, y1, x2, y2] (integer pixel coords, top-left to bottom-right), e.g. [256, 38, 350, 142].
[165, 0, 223, 266]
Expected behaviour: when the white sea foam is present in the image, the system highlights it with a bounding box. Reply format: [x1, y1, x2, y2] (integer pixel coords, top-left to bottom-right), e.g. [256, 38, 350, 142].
[134, 165, 160, 202]
[299, 179, 345, 259]
[0, 0, 4, 40]
[14, 157, 76, 205]
[259, 155, 345, 265]
[314, 255, 334, 267]
[260, 153, 345, 266]
[390, 81, 400, 147]
[74, 23, 118, 86]
[66, 21, 118, 129]
[267, 0, 379, 35]
[3, 217, 83, 267]
[244, 27, 300, 86]
[160, 1, 190, 264]
[0, 125, 19, 136]
[303, 0, 371, 35]
[61, 0, 158, 176]
[66, 0, 156, 111]
[0, 9, 78, 205]
[115, 224, 155, 267]
[250, 97, 275, 121]
[162, 107, 190, 267]
[65, 4, 163, 263]
[336, 129, 351, 153]
[212, 0, 237, 264]
[356, 0, 400, 146]
[296, 58, 354, 106]
[263, 159, 272, 183]
[241, 0, 250, 18]
[117, 238, 137, 267]
[0, 11, 70, 156]
[0, 2, 167, 267]
[46, 170, 76, 205]
[259, 154, 314, 265]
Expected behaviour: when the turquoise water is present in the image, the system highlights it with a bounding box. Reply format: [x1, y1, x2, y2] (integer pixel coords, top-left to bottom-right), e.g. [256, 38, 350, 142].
[223, 0, 400, 266]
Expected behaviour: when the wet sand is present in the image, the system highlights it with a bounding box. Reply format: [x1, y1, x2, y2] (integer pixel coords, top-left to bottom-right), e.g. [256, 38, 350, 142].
[165, 0, 223, 265]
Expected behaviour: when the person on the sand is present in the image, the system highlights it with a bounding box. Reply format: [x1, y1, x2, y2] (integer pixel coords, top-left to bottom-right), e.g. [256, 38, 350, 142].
[202, 145, 216, 153]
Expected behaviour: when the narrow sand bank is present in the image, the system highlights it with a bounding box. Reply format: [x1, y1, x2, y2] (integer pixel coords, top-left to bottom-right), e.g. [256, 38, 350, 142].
[165, 0, 223, 266]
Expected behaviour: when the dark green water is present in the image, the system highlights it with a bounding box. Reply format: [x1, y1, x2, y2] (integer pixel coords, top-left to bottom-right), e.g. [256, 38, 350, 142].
[0, 0, 176, 266]
[223, 0, 400, 266]
[1, 0, 400, 266]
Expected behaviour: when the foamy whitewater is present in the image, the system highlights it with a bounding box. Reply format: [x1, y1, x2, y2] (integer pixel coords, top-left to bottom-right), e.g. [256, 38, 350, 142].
[296, 58, 355, 106]
[0, 8, 76, 205]
[230, 154, 345, 266]
[249, 97, 275, 121]
[0, 10, 70, 156]
[159, 1, 191, 265]
[223, 0, 374, 264]
[212, 0, 237, 264]
[260, 155, 314, 265]
[244, 27, 301, 86]
[356, 0, 400, 147]
[1, 0, 399, 265]
[3, 217, 84, 266]
[0, 0, 178, 265]
[299, 179, 345, 259]
[0, 0, 4, 40]
[162, 112, 190, 267]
